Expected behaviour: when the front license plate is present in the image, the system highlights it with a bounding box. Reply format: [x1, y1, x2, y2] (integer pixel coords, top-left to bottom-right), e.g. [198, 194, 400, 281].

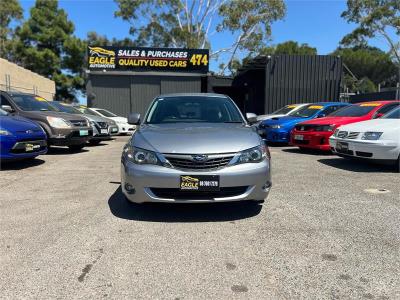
[294, 134, 304, 140]
[100, 129, 108, 134]
[79, 130, 89, 136]
[180, 175, 220, 191]
[25, 143, 40, 152]
[336, 141, 348, 151]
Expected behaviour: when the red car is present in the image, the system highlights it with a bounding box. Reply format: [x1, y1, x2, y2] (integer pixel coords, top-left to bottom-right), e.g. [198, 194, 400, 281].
[290, 100, 400, 151]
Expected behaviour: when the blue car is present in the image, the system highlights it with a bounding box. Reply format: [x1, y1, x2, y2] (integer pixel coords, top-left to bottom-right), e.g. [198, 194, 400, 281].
[258, 102, 350, 143]
[0, 108, 47, 161]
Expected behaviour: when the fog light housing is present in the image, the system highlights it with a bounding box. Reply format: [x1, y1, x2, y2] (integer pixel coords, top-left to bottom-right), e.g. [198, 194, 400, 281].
[124, 183, 135, 194]
[262, 181, 272, 191]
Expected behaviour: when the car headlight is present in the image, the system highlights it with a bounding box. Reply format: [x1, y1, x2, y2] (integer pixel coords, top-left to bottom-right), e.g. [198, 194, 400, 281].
[89, 121, 95, 126]
[46, 116, 71, 129]
[234, 145, 267, 165]
[270, 125, 281, 129]
[333, 128, 340, 137]
[0, 128, 11, 135]
[123, 145, 160, 165]
[361, 132, 383, 140]
[315, 125, 335, 132]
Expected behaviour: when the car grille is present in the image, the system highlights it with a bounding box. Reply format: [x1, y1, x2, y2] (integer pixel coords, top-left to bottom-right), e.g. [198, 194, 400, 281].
[70, 120, 88, 127]
[96, 122, 108, 129]
[164, 154, 234, 170]
[337, 131, 359, 139]
[150, 186, 249, 200]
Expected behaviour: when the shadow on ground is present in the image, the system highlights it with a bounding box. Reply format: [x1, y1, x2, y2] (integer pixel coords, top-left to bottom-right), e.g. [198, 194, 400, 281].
[318, 158, 398, 173]
[0, 158, 45, 171]
[46, 147, 89, 155]
[108, 186, 262, 223]
[282, 148, 333, 156]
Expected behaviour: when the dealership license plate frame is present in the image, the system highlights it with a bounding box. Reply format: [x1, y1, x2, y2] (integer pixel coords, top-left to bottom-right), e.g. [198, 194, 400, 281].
[336, 141, 349, 151]
[180, 175, 220, 192]
[79, 130, 89, 136]
[100, 129, 108, 134]
[294, 134, 304, 140]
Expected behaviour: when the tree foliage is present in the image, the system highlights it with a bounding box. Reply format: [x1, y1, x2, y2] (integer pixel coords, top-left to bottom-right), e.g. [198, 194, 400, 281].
[259, 41, 317, 56]
[12, 0, 84, 101]
[114, 0, 286, 73]
[0, 0, 23, 60]
[341, 0, 400, 66]
[333, 46, 398, 92]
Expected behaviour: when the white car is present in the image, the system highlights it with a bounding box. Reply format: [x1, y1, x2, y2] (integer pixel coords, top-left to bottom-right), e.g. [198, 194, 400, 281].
[83, 107, 136, 135]
[329, 106, 400, 168]
[256, 103, 310, 122]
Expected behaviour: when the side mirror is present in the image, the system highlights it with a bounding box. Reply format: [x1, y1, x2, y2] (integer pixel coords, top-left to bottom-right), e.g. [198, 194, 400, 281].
[374, 113, 384, 119]
[246, 112, 258, 124]
[1, 105, 14, 113]
[128, 113, 141, 125]
[317, 113, 326, 118]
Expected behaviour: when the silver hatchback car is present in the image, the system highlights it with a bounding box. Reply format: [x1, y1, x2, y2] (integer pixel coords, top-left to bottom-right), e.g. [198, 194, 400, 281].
[121, 93, 272, 204]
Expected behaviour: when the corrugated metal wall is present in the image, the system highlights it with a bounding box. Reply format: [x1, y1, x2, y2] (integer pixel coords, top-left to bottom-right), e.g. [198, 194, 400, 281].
[88, 74, 202, 117]
[264, 55, 342, 113]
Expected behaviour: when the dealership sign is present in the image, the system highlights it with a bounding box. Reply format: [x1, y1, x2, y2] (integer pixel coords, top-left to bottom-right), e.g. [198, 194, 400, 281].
[87, 46, 209, 73]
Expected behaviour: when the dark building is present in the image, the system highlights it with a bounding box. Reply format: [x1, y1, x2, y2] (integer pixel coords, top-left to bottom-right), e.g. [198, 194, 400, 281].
[232, 55, 343, 114]
[349, 87, 400, 103]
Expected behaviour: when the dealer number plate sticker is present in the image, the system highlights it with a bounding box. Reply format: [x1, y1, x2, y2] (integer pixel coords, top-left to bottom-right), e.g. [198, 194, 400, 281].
[294, 135, 304, 140]
[100, 129, 108, 134]
[336, 141, 348, 150]
[180, 175, 220, 191]
[79, 130, 89, 136]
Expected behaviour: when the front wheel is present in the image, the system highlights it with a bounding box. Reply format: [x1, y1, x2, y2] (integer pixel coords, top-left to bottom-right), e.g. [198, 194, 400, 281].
[68, 144, 85, 152]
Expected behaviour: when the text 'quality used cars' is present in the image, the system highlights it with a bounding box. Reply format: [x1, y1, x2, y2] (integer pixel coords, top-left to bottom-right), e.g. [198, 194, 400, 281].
[121, 93, 271, 204]
[0, 91, 92, 151]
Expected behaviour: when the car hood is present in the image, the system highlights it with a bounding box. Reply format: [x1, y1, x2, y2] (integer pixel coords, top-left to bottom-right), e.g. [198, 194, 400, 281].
[261, 116, 310, 127]
[337, 119, 400, 132]
[300, 116, 369, 127]
[132, 123, 261, 154]
[109, 116, 128, 123]
[82, 114, 109, 123]
[257, 114, 286, 121]
[0, 115, 41, 134]
[19, 110, 88, 121]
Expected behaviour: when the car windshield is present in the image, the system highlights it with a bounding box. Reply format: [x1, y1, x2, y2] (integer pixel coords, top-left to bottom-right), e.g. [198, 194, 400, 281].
[96, 109, 117, 117]
[77, 107, 97, 116]
[11, 95, 58, 112]
[50, 102, 83, 114]
[145, 96, 244, 124]
[329, 104, 377, 117]
[0, 108, 7, 116]
[289, 104, 323, 118]
[272, 105, 298, 115]
[382, 107, 400, 119]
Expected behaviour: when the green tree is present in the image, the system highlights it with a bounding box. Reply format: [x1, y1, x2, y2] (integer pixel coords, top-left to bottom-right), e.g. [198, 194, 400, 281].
[341, 0, 400, 69]
[333, 46, 398, 92]
[13, 0, 83, 101]
[114, 0, 286, 73]
[0, 0, 23, 60]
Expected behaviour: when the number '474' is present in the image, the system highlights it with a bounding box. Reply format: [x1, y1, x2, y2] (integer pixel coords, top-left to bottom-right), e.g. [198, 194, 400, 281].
[190, 54, 208, 66]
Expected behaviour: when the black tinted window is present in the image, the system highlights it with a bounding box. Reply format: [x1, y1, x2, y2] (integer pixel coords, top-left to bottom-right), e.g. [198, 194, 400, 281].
[330, 104, 378, 117]
[11, 95, 58, 112]
[145, 96, 243, 124]
[383, 107, 400, 119]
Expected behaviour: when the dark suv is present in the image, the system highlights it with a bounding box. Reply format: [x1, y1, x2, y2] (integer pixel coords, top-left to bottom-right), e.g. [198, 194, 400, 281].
[0, 91, 93, 151]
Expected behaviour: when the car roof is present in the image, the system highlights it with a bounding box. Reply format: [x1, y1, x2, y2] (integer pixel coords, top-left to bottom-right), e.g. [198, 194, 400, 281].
[156, 93, 228, 98]
[356, 100, 400, 105]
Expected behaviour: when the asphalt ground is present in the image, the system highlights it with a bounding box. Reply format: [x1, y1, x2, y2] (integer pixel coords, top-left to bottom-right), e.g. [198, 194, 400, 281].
[0, 136, 399, 299]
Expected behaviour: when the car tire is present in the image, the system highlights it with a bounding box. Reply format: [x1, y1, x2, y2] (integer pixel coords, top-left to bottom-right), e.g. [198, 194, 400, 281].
[68, 144, 85, 152]
[396, 154, 400, 173]
[89, 140, 101, 146]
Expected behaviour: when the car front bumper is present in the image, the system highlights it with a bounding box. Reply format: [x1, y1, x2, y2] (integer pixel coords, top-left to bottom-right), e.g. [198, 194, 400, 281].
[290, 130, 333, 151]
[0, 137, 47, 161]
[329, 137, 400, 163]
[117, 123, 136, 134]
[259, 128, 290, 143]
[48, 128, 93, 146]
[121, 159, 272, 203]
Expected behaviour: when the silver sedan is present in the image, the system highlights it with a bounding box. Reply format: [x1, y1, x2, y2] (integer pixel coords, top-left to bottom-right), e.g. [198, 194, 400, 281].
[121, 93, 272, 204]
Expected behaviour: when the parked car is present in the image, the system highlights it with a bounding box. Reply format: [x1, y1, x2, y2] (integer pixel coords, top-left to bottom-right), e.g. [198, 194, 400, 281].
[121, 93, 271, 204]
[329, 106, 400, 170]
[50, 102, 118, 145]
[75, 106, 119, 136]
[256, 103, 310, 123]
[290, 101, 400, 151]
[78, 106, 135, 135]
[258, 102, 350, 143]
[0, 108, 47, 161]
[0, 91, 92, 151]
